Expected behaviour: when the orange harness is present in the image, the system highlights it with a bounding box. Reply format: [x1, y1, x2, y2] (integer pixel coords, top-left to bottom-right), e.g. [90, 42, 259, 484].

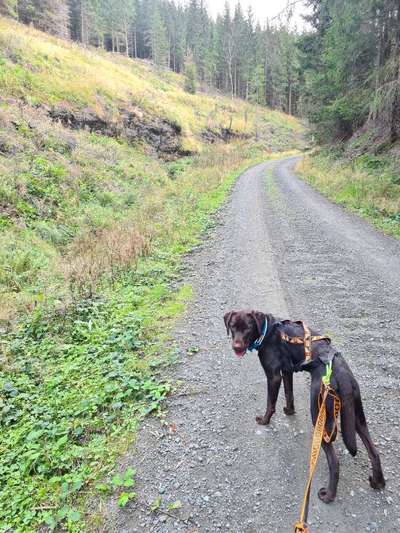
[279, 321, 341, 533]
[279, 320, 330, 362]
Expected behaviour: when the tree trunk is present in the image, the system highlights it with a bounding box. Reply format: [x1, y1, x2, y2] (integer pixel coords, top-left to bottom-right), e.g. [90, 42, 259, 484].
[390, 0, 400, 141]
[134, 28, 138, 58]
[80, 1, 87, 46]
[124, 21, 129, 56]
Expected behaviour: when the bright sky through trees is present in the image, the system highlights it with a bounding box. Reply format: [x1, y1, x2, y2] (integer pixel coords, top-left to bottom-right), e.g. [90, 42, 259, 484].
[205, 0, 308, 26]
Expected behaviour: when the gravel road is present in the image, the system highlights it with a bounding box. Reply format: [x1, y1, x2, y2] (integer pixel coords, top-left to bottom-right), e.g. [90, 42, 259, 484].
[105, 157, 400, 533]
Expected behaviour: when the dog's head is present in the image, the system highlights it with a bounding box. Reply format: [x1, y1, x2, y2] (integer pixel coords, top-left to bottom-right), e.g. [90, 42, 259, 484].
[223, 310, 266, 357]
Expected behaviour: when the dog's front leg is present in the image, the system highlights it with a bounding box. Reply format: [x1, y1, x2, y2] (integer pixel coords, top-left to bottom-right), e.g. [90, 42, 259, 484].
[282, 371, 295, 415]
[256, 373, 282, 425]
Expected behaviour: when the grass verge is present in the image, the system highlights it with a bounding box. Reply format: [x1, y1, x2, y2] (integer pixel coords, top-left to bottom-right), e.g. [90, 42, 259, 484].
[296, 151, 400, 239]
[0, 146, 298, 532]
[0, 18, 304, 531]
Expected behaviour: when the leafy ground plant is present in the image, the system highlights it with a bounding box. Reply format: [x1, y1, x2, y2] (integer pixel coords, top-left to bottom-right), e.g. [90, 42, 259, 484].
[0, 19, 304, 531]
[0, 146, 301, 531]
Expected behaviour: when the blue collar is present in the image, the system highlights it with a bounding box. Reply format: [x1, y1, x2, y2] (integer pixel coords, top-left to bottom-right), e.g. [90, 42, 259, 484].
[248, 320, 268, 352]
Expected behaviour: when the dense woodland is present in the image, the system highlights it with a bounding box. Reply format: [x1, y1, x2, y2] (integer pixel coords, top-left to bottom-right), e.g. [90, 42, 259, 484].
[300, 0, 400, 146]
[0, 0, 399, 147]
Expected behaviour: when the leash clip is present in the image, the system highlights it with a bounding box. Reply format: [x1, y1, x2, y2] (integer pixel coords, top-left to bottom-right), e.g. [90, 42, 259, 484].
[295, 521, 309, 533]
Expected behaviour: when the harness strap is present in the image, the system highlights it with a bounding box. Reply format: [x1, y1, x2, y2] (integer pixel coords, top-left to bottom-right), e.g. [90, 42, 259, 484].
[319, 382, 341, 443]
[280, 320, 330, 363]
[295, 383, 329, 533]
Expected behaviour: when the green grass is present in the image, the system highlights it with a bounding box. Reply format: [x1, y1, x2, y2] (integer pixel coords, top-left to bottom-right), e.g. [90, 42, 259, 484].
[297, 151, 400, 239]
[0, 16, 304, 531]
[0, 150, 267, 531]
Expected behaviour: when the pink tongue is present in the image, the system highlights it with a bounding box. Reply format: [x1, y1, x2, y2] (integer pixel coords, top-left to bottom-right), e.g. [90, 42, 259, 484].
[235, 351, 246, 358]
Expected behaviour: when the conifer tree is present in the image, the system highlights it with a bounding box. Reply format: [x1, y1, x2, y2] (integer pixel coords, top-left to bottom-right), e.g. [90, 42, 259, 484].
[33, 0, 70, 38]
[0, 0, 17, 18]
[147, 3, 169, 67]
[184, 54, 197, 94]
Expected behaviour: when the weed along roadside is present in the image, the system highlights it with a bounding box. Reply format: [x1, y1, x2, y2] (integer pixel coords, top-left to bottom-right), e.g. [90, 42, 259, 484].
[0, 147, 301, 531]
[0, 15, 304, 532]
[296, 151, 400, 240]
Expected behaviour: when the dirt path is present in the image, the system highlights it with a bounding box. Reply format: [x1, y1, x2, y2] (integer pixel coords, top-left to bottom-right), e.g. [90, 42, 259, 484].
[105, 157, 400, 533]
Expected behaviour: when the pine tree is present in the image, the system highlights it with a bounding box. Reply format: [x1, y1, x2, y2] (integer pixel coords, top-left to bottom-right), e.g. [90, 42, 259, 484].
[298, 0, 383, 140]
[166, 1, 185, 72]
[184, 54, 197, 94]
[221, 3, 234, 97]
[16, 0, 36, 24]
[147, 3, 169, 66]
[68, 0, 92, 45]
[0, 0, 18, 17]
[33, 0, 70, 38]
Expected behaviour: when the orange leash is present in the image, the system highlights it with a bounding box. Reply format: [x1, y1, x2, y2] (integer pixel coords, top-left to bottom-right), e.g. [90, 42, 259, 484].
[279, 321, 340, 533]
[294, 372, 341, 533]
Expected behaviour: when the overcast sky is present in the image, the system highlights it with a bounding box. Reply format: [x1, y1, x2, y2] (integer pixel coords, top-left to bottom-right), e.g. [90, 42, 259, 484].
[204, 0, 309, 28]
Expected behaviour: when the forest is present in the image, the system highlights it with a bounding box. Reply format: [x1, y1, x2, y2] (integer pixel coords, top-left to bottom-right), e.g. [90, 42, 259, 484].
[300, 0, 400, 147]
[1, 0, 399, 149]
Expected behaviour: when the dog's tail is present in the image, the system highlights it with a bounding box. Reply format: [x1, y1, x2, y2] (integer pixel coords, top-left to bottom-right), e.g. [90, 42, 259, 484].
[336, 373, 358, 456]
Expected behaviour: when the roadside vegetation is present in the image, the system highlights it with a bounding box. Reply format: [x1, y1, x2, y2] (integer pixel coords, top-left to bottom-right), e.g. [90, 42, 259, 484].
[0, 18, 303, 324]
[0, 18, 303, 531]
[297, 150, 400, 239]
[0, 144, 263, 531]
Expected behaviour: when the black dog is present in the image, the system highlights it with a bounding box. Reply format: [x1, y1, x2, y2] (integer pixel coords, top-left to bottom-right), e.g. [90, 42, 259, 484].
[224, 309, 385, 503]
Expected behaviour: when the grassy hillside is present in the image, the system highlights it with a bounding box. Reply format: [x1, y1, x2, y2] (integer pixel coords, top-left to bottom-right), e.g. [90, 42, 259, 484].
[0, 17, 303, 323]
[0, 18, 301, 155]
[0, 18, 304, 531]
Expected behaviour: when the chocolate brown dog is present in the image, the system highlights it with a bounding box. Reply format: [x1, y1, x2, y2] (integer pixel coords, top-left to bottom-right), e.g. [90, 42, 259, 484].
[224, 309, 385, 502]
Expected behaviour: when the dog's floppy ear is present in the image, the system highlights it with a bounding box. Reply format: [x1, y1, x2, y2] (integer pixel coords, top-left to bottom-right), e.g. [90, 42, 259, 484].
[224, 310, 235, 336]
[251, 311, 266, 336]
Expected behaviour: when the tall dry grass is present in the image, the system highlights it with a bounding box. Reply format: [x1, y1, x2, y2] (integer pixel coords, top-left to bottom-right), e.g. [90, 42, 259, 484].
[296, 153, 400, 238]
[63, 142, 256, 300]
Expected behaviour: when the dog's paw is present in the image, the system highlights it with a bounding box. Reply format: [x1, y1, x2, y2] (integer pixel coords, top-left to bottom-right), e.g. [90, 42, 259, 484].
[369, 475, 386, 490]
[283, 406, 295, 416]
[255, 415, 269, 425]
[317, 487, 335, 503]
